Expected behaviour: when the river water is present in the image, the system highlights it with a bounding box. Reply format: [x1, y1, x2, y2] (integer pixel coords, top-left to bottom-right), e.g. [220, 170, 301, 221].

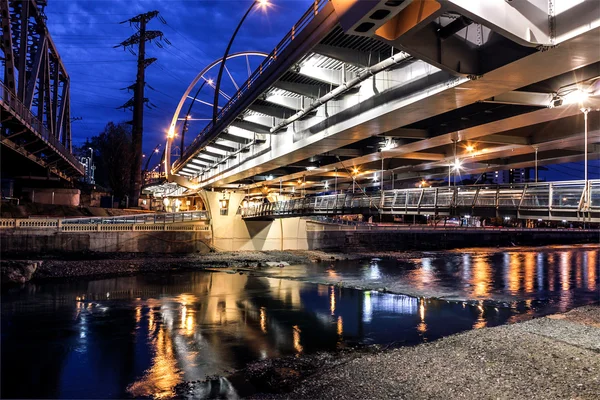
[1, 245, 598, 399]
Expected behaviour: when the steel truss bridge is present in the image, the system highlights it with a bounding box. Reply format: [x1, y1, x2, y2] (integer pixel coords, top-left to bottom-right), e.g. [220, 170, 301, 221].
[165, 0, 600, 198]
[241, 180, 600, 223]
[1, 0, 83, 181]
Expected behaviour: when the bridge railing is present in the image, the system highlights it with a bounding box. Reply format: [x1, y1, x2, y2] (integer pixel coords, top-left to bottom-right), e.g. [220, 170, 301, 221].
[177, 0, 330, 169]
[0, 81, 83, 174]
[61, 210, 209, 225]
[242, 180, 600, 218]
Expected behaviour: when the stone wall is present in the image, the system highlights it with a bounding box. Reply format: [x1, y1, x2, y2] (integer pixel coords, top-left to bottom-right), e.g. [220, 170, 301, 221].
[1, 229, 212, 254]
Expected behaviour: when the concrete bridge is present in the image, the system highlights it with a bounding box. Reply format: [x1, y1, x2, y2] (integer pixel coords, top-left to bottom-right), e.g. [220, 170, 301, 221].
[161, 0, 600, 198]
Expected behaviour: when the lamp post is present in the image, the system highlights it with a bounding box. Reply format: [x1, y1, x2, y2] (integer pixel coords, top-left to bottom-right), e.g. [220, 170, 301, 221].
[212, 0, 270, 125]
[582, 107, 590, 206]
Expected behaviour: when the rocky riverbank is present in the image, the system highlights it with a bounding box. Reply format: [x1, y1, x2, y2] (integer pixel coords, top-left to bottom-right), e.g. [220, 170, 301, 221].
[1, 250, 359, 282]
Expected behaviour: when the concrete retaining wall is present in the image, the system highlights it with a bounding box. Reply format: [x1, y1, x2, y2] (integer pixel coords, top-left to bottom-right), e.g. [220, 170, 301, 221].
[1, 229, 212, 254]
[306, 228, 600, 251]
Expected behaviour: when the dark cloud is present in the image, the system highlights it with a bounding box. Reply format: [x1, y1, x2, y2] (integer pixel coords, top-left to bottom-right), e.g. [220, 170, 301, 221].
[46, 0, 313, 163]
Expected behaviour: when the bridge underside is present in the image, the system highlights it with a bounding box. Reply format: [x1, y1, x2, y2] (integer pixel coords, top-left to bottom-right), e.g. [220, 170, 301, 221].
[171, 0, 600, 197]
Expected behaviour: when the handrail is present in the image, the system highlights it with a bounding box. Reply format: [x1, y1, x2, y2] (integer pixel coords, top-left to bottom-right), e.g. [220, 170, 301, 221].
[242, 180, 600, 218]
[61, 210, 209, 225]
[175, 0, 330, 170]
[0, 81, 84, 174]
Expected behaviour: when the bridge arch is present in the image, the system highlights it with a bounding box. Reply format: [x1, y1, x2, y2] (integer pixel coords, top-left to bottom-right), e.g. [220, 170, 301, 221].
[164, 51, 268, 187]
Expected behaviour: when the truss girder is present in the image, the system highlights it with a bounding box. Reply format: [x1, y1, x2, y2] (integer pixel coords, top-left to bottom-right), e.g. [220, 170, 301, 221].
[1, 0, 80, 179]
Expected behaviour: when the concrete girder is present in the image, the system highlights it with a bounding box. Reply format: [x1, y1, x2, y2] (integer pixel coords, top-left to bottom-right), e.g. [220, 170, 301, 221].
[209, 142, 236, 153]
[312, 44, 383, 69]
[192, 157, 214, 165]
[220, 132, 250, 144]
[482, 91, 554, 107]
[378, 127, 430, 139]
[200, 150, 223, 159]
[229, 119, 271, 134]
[298, 64, 343, 86]
[272, 80, 327, 99]
[247, 102, 297, 119]
[477, 134, 531, 146]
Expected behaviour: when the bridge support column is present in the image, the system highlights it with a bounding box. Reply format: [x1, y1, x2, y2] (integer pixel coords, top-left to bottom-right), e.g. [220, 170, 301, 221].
[199, 190, 245, 251]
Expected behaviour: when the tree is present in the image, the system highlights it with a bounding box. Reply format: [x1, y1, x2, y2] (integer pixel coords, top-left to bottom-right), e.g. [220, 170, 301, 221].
[75, 122, 134, 198]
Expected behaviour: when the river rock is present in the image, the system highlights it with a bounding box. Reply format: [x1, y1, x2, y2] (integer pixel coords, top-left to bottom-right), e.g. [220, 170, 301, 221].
[1, 260, 41, 283]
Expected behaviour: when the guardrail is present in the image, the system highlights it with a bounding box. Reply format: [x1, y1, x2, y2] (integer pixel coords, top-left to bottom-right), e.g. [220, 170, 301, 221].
[0, 211, 211, 232]
[0, 81, 84, 174]
[243, 180, 600, 220]
[61, 210, 209, 225]
[176, 0, 330, 170]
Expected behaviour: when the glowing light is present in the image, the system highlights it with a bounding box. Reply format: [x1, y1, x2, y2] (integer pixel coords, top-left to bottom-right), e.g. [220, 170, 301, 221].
[452, 158, 462, 171]
[257, 0, 270, 8]
[306, 166, 317, 171]
[297, 179, 302, 184]
[563, 89, 589, 106]
[324, 181, 329, 189]
[372, 174, 378, 182]
[337, 316, 343, 336]
[207, 78, 214, 85]
[167, 127, 175, 139]
[421, 179, 427, 187]
[352, 167, 359, 174]
[466, 144, 475, 152]
[154, 149, 159, 153]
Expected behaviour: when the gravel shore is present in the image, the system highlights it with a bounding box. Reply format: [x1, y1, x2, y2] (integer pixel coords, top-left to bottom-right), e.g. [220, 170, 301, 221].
[242, 305, 600, 400]
[22, 250, 358, 281]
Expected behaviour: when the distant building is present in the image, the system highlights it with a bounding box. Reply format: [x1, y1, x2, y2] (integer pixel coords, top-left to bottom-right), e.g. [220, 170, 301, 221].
[472, 168, 533, 184]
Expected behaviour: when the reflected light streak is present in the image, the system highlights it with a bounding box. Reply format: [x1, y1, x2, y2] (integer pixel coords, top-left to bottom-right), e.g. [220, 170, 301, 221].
[536, 253, 544, 291]
[473, 303, 487, 329]
[260, 307, 267, 334]
[128, 327, 182, 399]
[560, 252, 571, 291]
[330, 286, 336, 315]
[587, 251, 598, 291]
[508, 253, 522, 294]
[337, 316, 343, 336]
[419, 298, 425, 322]
[293, 325, 303, 354]
[472, 256, 491, 298]
[363, 291, 372, 323]
[524, 253, 535, 293]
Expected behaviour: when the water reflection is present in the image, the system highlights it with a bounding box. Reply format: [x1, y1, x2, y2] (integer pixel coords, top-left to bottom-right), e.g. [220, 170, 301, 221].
[1, 245, 598, 399]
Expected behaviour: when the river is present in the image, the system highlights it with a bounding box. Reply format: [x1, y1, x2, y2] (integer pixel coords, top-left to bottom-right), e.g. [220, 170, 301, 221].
[1, 245, 598, 398]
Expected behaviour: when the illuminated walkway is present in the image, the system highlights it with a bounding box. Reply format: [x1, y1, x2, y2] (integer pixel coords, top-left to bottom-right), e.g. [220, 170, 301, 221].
[242, 180, 600, 222]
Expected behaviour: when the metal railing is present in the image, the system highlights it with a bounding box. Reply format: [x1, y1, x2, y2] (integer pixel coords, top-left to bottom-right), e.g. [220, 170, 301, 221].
[0, 211, 211, 232]
[176, 0, 330, 170]
[242, 180, 600, 220]
[0, 82, 84, 174]
[61, 210, 209, 225]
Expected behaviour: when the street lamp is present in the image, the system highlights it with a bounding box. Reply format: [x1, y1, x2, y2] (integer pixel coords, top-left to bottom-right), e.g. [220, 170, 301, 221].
[212, 0, 270, 125]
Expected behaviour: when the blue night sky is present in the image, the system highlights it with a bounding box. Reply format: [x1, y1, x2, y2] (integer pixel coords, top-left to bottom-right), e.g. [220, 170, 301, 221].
[45, 0, 597, 181]
[46, 0, 313, 164]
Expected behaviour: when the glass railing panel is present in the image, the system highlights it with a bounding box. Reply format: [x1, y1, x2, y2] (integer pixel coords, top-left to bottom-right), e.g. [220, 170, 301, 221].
[475, 190, 497, 207]
[420, 190, 436, 207]
[551, 184, 584, 209]
[521, 186, 550, 208]
[455, 188, 477, 207]
[406, 191, 421, 207]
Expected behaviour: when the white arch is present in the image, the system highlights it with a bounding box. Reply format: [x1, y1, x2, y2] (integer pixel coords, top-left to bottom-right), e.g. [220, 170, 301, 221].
[165, 51, 268, 183]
